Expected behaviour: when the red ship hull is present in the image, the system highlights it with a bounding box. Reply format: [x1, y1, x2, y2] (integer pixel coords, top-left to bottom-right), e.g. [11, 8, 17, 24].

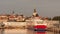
[34, 25, 47, 31]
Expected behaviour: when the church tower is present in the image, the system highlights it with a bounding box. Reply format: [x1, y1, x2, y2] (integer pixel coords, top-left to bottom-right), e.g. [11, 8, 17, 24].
[33, 9, 39, 17]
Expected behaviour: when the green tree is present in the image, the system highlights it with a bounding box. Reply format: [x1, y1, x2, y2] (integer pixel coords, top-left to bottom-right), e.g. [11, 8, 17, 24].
[52, 16, 60, 21]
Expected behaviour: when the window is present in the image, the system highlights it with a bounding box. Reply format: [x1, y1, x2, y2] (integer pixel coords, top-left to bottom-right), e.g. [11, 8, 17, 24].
[36, 21, 43, 24]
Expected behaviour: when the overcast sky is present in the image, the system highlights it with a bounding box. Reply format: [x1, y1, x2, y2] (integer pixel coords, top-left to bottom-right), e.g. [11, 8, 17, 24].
[0, 0, 60, 17]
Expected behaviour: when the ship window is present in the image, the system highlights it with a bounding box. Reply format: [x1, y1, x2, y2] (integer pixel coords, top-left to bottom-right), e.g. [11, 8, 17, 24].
[36, 21, 43, 24]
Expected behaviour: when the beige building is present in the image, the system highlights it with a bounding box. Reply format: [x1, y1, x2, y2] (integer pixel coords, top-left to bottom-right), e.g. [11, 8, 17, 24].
[0, 15, 8, 22]
[16, 15, 25, 22]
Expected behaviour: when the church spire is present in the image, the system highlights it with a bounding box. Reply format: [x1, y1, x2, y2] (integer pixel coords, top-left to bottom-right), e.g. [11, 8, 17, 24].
[12, 10, 14, 14]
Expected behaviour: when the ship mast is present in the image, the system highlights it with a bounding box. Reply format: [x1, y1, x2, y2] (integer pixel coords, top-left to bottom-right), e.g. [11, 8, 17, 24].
[12, 10, 15, 15]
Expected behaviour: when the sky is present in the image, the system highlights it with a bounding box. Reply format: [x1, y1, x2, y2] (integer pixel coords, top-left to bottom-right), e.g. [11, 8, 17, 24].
[0, 0, 60, 17]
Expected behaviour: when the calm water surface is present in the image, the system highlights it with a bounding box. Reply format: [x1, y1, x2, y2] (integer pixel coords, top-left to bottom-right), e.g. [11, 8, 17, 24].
[0, 29, 59, 34]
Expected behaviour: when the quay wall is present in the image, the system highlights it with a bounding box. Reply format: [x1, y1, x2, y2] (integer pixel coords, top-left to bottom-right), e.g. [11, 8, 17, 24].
[0, 20, 59, 29]
[43, 20, 59, 28]
[3, 22, 27, 28]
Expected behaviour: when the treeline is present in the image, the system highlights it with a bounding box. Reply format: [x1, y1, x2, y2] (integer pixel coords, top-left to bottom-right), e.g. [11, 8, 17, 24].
[47, 16, 60, 21]
[52, 16, 60, 21]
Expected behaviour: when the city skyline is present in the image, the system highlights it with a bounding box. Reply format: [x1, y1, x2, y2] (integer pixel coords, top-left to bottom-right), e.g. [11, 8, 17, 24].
[0, 0, 60, 18]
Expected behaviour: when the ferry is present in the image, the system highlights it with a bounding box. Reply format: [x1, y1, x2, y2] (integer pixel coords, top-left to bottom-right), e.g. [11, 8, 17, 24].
[33, 18, 47, 31]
